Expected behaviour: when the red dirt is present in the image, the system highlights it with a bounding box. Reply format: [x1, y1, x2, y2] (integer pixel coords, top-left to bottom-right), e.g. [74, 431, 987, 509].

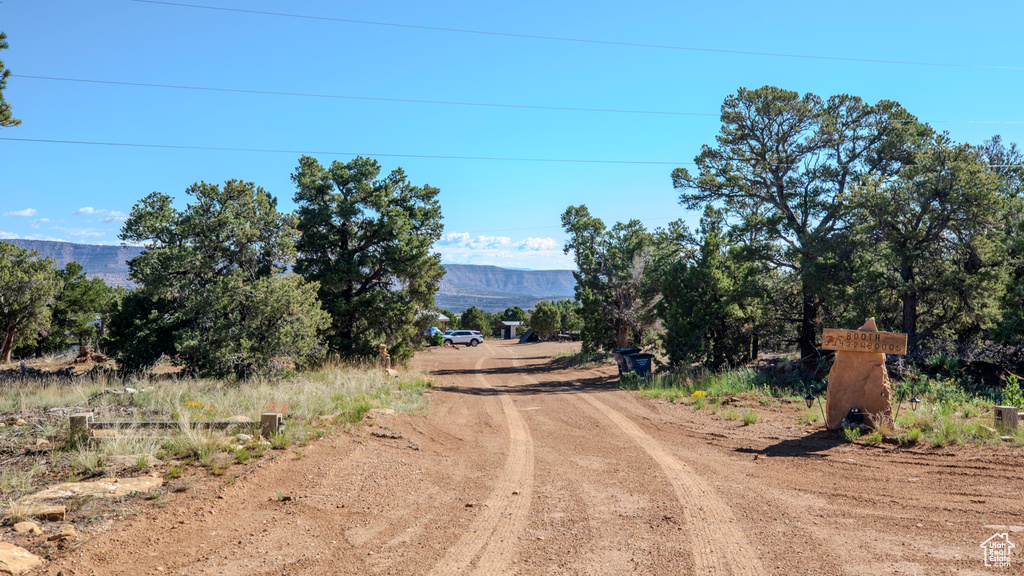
[34, 341, 1024, 575]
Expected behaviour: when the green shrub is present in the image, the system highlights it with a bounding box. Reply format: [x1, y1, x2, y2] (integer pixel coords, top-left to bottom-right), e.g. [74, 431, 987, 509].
[270, 433, 291, 450]
[1004, 374, 1024, 409]
[862, 431, 883, 445]
[842, 427, 862, 442]
[898, 428, 922, 445]
[741, 410, 761, 426]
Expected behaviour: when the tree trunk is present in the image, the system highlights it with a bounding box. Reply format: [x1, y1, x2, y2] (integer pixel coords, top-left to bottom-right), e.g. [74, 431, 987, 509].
[1, 327, 16, 364]
[900, 265, 918, 352]
[616, 321, 628, 350]
[799, 288, 819, 361]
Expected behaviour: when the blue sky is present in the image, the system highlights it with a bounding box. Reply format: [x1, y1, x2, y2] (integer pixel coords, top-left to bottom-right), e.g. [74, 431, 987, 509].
[2, 0, 1022, 269]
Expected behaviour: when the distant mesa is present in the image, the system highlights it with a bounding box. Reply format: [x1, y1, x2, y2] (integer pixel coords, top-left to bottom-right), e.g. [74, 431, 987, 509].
[2, 239, 144, 287]
[0, 239, 576, 312]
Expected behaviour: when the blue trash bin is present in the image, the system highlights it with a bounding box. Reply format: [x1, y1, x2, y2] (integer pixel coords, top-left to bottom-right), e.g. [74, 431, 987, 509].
[624, 353, 655, 379]
[611, 347, 642, 375]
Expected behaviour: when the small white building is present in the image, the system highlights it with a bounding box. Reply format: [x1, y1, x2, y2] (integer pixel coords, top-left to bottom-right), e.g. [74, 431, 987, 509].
[495, 320, 522, 340]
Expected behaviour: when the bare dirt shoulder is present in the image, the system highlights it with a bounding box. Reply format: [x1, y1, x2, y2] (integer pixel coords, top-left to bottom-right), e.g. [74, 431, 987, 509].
[33, 341, 1024, 576]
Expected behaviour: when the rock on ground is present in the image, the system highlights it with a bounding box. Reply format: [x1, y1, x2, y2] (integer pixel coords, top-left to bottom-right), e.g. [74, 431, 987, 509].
[25, 477, 163, 501]
[0, 542, 44, 575]
[11, 523, 40, 535]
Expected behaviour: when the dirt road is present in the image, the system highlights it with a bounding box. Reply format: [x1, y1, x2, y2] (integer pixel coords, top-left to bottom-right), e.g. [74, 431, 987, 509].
[43, 342, 1024, 575]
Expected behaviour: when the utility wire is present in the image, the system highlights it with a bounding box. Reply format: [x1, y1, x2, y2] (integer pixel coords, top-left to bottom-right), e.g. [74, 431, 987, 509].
[13, 74, 1024, 125]
[4, 138, 1021, 168]
[0, 137, 694, 165]
[10, 75, 716, 118]
[132, 0, 1024, 71]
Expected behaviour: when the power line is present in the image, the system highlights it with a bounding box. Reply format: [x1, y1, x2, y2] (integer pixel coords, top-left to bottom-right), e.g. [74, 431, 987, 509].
[14, 74, 1024, 125]
[0, 137, 693, 165]
[10, 75, 716, 118]
[4, 138, 1022, 167]
[132, 0, 1024, 71]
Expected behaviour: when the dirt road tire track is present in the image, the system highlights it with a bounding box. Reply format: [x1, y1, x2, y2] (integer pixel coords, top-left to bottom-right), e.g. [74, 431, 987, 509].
[35, 342, 1022, 576]
[505, 345, 763, 576]
[429, 346, 535, 576]
[578, 392, 763, 576]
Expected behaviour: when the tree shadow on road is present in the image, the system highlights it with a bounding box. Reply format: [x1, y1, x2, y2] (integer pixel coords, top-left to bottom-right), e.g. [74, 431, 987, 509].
[429, 353, 619, 397]
[735, 430, 844, 458]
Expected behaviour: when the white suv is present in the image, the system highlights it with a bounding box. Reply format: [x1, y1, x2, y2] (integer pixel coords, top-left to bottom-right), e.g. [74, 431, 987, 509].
[444, 330, 484, 347]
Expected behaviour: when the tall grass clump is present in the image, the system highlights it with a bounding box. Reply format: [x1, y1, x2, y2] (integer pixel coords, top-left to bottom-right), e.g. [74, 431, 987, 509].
[627, 367, 777, 402]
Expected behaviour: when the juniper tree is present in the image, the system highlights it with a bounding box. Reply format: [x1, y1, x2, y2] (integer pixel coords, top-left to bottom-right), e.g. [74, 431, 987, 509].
[0, 242, 57, 363]
[108, 180, 329, 377]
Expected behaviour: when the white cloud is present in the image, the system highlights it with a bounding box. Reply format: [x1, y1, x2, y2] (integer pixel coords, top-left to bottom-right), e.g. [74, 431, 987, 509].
[73, 207, 127, 223]
[101, 211, 128, 223]
[28, 218, 52, 229]
[3, 208, 37, 218]
[439, 232, 560, 252]
[437, 232, 513, 249]
[515, 237, 560, 251]
[0, 232, 68, 242]
[51, 226, 106, 239]
[441, 231, 470, 245]
[436, 231, 573, 269]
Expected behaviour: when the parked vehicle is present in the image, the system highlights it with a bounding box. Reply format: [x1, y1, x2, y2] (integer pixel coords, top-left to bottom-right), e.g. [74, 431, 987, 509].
[444, 330, 484, 347]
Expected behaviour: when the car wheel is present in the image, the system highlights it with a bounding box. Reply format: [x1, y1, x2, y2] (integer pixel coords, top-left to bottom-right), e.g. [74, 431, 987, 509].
[470, 339, 479, 347]
[444, 339, 453, 347]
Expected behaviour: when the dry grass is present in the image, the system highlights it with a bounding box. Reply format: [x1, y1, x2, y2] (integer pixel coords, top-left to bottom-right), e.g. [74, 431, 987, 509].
[0, 363, 433, 499]
[3, 498, 38, 525]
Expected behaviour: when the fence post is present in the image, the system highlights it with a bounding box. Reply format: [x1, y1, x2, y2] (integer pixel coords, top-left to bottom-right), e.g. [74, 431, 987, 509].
[69, 412, 94, 444]
[994, 406, 1020, 432]
[261, 413, 283, 438]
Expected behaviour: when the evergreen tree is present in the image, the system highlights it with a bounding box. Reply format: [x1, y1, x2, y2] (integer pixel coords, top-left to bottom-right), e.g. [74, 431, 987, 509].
[660, 207, 763, 370]
[673, 86, 921, 360]
[108, 180, 329, 377]
[983, 137, 1024, 343]
[530, 301, 561, 339]
[293, 156, 444, 364]
[36, 262, 112, 354]
[0, 32, 20, 128]
[459, 306, 490, 333]
[562, 206, 662, 351]
[852, 133, 1007, 349]
[0, 242, 57, 363]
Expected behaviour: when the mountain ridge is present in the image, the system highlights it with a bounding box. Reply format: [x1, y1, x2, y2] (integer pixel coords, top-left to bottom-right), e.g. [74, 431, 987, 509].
[0, 239, 576, 312]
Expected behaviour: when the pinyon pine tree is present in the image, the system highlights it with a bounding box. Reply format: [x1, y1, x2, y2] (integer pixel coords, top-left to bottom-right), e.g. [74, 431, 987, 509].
[292, 156, 445, 363]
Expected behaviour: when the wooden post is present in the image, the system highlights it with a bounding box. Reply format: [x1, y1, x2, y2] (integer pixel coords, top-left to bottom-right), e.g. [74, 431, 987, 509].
[993, 406, 1020, 432]
[261, 413, 283, 438]
[69, 412, 94, 444]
